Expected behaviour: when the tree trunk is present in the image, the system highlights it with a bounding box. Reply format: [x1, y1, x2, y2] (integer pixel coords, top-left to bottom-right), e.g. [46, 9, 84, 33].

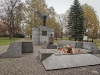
[74, 38, 76, 41]
[10, 32, 12, 39]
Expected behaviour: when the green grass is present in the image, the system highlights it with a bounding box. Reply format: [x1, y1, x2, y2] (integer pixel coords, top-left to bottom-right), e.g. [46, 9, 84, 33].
[54, 38, 69, 44]
[0, 37, 19, 45]
[94, 39, 100, 47]
[24, 37, 32, 41]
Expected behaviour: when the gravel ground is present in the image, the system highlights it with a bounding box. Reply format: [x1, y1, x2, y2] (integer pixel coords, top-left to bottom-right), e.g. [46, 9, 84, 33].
[0, 45, 9, 54]
[0, 46, 100, 75]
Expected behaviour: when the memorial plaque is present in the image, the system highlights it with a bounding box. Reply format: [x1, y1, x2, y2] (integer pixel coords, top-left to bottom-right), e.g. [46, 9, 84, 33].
[42, 31, 47, 36]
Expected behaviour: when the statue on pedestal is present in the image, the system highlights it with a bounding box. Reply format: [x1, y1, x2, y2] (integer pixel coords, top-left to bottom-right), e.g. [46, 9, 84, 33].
[37, 11, 49, 26]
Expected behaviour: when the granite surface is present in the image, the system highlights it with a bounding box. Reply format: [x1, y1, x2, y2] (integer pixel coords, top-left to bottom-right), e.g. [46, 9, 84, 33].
[22, 42, 33, 53]
[0, 42, 22, 58]
[42, 54, 100, 70]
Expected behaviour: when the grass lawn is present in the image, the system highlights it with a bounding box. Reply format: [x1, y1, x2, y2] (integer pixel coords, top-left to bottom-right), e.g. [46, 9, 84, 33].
[0, 37, 19, 45]
[94, 39, 100, 47]
[0, 37, 100, 48]
[54, 38, 69, 44]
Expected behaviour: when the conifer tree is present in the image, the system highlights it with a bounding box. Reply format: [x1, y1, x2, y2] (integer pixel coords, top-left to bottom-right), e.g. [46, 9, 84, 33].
[68, 0, 84, 41]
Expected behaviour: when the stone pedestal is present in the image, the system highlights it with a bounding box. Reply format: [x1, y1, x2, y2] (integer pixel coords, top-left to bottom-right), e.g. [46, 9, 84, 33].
[22, 42, 33, 53]
[47, 45, 57, 49]
[32, 26, 54, 45]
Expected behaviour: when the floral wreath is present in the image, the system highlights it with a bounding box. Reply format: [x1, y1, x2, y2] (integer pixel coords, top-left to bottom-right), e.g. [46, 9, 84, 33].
[58, 45, 74, 54]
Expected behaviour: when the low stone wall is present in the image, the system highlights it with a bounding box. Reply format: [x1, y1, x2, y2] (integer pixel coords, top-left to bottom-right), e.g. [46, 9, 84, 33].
[83, 42, 100, 54]
[58, 40, 100, 54]
[0, 42, 33, 58]
[0, 42, 22, 58]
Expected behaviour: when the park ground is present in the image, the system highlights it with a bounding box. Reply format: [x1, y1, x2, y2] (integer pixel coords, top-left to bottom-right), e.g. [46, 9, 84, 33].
[0, 37, 100, 47]
[0, 37, 100, 75]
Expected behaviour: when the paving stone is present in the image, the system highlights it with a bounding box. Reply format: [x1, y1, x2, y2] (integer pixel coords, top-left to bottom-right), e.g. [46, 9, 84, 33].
[42, 54, 100, 70]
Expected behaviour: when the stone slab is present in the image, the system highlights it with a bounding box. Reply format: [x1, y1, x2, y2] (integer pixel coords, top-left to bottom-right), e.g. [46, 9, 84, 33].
[0, 42, 22, 58]
[42, 54, 100, 70]
[38, 49, 59, 61]
[22, 42, 33, 53]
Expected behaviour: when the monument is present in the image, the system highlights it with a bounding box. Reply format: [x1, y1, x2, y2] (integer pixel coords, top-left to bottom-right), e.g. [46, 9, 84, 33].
[32, 11, 54, 45]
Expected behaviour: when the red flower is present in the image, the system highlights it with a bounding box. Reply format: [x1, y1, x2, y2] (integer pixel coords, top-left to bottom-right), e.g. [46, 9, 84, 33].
[70, 51, 73, 54]
[64, 50, 67, 54]
[70, 47, 72, 50]
[78, 49, 80, 53]
[60, 48, 63, 51]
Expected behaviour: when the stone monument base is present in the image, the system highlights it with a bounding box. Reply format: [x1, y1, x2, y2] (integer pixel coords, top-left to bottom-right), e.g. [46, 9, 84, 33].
[22, 42, 33, 53]
[42, 44, 57, 49]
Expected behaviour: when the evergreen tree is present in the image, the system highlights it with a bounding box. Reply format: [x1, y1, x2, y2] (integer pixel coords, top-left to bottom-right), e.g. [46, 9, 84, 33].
[68, 0, 84, 41]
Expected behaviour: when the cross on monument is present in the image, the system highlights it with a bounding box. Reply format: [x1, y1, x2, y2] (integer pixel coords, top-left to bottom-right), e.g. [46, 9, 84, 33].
[37, 11, 49, 26]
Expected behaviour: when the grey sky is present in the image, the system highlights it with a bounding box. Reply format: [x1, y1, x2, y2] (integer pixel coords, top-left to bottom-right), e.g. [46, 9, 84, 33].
[45, 0, 100, 21]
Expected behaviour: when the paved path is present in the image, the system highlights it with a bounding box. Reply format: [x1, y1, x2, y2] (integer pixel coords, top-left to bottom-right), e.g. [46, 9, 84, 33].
[0, 46, 100, 75]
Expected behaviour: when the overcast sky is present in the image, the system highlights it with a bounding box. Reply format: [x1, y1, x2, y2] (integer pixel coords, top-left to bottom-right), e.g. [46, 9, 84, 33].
[45, 0, 100, 21]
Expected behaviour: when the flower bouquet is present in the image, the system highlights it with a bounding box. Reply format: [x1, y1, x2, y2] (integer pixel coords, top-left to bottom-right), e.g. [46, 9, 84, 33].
[58, 45, 74, 54]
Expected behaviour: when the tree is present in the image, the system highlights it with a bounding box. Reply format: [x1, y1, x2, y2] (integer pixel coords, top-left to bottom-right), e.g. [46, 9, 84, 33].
[24, 0, 47, 37]
[68, 0, 84, 41]
[82, 4, 99, 40]
[0, 21, 8, 36]
[46, 7, 61, 39]
[0, 0, 24, 39]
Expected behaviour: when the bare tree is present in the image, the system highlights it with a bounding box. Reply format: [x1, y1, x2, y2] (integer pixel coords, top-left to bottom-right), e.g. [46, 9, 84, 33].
[0, 0, 24, 39]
